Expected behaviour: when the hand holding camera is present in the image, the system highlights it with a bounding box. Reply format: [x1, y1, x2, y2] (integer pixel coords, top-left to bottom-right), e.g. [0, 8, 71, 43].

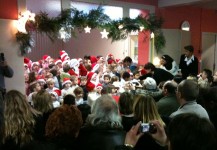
[140, 123, 157, 134]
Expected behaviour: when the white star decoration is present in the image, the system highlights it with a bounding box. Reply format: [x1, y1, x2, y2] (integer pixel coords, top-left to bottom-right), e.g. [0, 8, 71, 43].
[100, 29, 109, 39]
[84, 26, 91, 33]
[140, 26, 144, 32]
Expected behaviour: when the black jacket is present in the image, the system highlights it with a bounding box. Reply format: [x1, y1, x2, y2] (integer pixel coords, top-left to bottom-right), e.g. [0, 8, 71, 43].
[179, 54, 198, 79]
[76, 126, 126, 150]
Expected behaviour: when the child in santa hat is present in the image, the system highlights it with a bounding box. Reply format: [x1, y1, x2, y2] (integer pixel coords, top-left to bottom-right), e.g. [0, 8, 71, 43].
[27, 81, 41, 106]
[61, 78, 74, 102]
[49, 89, 61, 108]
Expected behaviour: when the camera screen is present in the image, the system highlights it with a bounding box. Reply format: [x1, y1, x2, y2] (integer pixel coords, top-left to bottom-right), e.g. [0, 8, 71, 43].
[140, 123, 150, 133]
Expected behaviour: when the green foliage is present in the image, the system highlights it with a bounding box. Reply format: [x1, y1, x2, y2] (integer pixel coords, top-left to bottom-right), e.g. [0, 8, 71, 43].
[16, 6, 165, 55]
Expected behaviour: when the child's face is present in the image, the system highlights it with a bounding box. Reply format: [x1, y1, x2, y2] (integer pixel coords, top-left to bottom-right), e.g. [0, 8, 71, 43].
[111, 88, 117, 94]
[96, 87, 102, 93]
[202, 71, 207, 80]
[50, 94, 56, 101]
[80, 79, 87, 86]
[104, 77, 110, 84]
[106, 67, 111, 73]
[64, 83, 71, 88]
[35, 83, 41, 92]
[76, 93, 83, 99]
[39, 82, 45, 89]
[48, 82, 54, 89]
[72, 77, 78, 85]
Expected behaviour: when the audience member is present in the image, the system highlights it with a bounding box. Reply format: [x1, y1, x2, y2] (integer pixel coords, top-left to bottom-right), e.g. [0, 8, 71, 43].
[170, 79, 209, 119]
[157, 81, 179, 117]
[76, 95, 126, 150]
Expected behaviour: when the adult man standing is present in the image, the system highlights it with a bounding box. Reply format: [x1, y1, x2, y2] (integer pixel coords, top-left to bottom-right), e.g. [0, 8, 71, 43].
[179, 45, 198, 79]
[0, 53, 13, 99]
[170, 79, 209, 119]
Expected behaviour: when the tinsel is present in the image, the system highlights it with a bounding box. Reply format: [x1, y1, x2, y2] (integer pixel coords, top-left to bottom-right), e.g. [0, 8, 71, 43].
[16, 6, 165, 55]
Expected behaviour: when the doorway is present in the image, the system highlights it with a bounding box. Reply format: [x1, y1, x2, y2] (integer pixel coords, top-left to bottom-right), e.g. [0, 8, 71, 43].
[201, 32, 217, 74]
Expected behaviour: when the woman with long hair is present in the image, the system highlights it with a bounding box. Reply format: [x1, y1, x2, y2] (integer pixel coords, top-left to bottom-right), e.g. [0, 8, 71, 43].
[1, 90, 40, 149]
[133, 94, 166, 150]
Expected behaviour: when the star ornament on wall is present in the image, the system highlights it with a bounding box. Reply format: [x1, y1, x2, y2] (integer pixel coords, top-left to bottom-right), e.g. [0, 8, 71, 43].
[100, 29, 109, 39]
[84, 26, 91, 33]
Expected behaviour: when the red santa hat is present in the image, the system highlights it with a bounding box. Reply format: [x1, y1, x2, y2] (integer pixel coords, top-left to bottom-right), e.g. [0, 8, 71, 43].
[54, 59, 62, 65]
[42, 55, 51, 61]
[61, 55, 70, 62]
[86, 82, 95, 92]
[31, 61, 40, 70]
[91, 63, 100, 72]
[62, 78, 72, 86]
[36, 75, 46, 84]
[59, 50, 68, 60]
[49, 89, 61, 100]
[107, 58, 115, 64]
[24, 57, 30, 64]
[90, 56, 97, 64]
[96, 83, 103, 90]
[87, 72, 95, 83]
[116, 59, 122, 64]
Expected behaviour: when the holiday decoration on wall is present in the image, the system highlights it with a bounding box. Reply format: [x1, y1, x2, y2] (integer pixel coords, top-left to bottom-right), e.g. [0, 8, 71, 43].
[16, 7, 165, 55]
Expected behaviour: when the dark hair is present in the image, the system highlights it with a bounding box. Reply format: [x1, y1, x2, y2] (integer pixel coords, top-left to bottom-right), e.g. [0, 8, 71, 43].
[168, 113, 217, 150]
[104, 74, 111, 80]
[144, 62, 155, 71]
[50, 69, 57, 76]
[178, 79, 199, 101]
[122, 72, 130, 80]
[77, 104, 91, 125]
[123, 56, 132, 63]
[161, 55, 173, 63]
[203, 69, 213, 83]
[118, 92, 134, 115]
[63, 94, 75, 105]
[164, 81, 177, 94]
[184, 45, 194, 52]
[173, 75, 183, 84]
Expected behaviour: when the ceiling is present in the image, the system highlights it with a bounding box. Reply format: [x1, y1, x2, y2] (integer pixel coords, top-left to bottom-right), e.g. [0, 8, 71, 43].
[158, 0, 217, 10]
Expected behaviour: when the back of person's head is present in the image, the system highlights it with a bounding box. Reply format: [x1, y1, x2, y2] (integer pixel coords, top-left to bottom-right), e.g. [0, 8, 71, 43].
[168, 113, 217, 150]
[3, 90, 39, 146]
[163, 81, 177, 94]
[77, 104, 91, 125]
[142, 77, 157, 90]
[63, 94, 75, 105]
[118, 92, 134, 115]
[122, 71, 130, 81]
[173, 75, 183, 84]
[178, 79, 199, 101]
[45, 105, 83, 139]
[50, 68, 57, 76]
[110, 75, 119, 83]
[33, 89, 53, 113]
[133, 95, 164, 125]
[144, 62, 156, 71]
[123, 56, 132, 63]
[86, 94, 122, 128]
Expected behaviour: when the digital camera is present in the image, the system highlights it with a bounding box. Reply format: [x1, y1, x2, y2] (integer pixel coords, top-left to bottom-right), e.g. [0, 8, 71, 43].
[140, 123, 157, 134]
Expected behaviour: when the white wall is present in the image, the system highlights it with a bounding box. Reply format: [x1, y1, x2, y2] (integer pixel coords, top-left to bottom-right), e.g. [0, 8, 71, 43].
[0, 19, 25, 93]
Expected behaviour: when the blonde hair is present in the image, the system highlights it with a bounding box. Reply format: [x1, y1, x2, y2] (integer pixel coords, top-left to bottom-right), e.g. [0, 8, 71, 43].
[33, 89, 53, 113]
[3, 90, 40, 146]
[133, 94, 165, 126]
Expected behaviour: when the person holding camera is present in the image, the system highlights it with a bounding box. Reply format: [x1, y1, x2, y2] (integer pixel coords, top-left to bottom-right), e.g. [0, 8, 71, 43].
[118, 113, 217, 150]
[0, 53, 14, 100]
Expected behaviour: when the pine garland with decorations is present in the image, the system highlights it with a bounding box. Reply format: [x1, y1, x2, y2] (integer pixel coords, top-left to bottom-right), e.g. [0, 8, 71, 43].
[16, 6, 165, 55]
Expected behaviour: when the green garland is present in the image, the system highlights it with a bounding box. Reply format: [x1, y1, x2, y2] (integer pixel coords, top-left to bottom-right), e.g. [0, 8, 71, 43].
[16, 7, 165, 55]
